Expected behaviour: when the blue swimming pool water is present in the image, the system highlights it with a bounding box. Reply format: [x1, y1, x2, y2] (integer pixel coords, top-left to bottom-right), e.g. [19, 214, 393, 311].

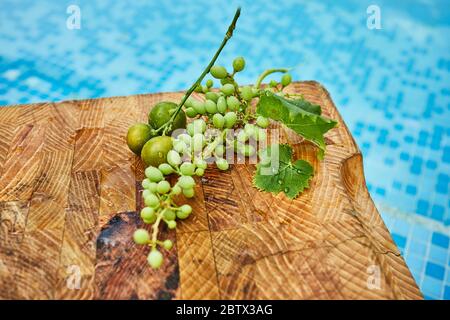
[0, 0, 449, 299]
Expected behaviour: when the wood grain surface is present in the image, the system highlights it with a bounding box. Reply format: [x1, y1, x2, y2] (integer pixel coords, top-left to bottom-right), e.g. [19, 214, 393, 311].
[0, 82, 422, 300]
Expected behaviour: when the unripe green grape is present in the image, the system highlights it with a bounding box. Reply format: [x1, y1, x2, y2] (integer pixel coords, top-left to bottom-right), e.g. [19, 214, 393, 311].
[281, 73, 292, 86]
[221, 83, 235, 96]
[214, 144, 225, 157]
[142, 189, 152, 199]
[194, 158, 207, 169]
[232, 56, 245, 72]
[173, 139, 187, 154]
[177, 204, 192, 219]
[142, 178, 152, 189]
[180, 162, 196, 176]
[182, 187, 195, 198]
[171, 184, 182, 195]
[144, 193, 160, 208]
[206, 79, 214, 88]
[195, 168, 205, 176]
[193, 119, 206, 133]
[244, 123, 256, 138]
[185, 107, 197, 118]
[256, 116, 270, 128]
[163, 209, 176, 221]
[178, 175, 195, 189]
[167, 150, 181, 167]
[212, 113, 224, 129]
[226, 96, 240, 111]
[192, 99, 206, 115]
[192, 133, 205, 152]
[143, 215, 157, 224]
[147, 250, 163, 269]
[215, 158, 229, 171]
[269, 80, 278, 87]
[210, 65, 228, 79]
[145, 167, 163, 182]
[148, 182, 158, 193]
[158, 163, 174, 175]
[224, 112, 237, 128]
[216, 96, 227, 113]
[240, 86, 253, 101]
[186, 123, 194, 136]
[163, 239, 173, 250]
[140, 207, 155, 220]
[237, 130, 249, 143]
[202, 85, 209, 94]
[204, 100, 217, 114]
[133, 229, 150, 245]
[178, 133, 191, 145]
[167, 220, 177, 229]
[156, 180, 171, 194]
[220, 78, 233, 85]
[205, 91, 218, 102]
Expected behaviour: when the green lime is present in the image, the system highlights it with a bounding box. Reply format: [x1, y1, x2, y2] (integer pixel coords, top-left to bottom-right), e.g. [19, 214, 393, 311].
[127, 123, 155, 155]
[141, 136, 173, 167]
[148, 101, 186, 134]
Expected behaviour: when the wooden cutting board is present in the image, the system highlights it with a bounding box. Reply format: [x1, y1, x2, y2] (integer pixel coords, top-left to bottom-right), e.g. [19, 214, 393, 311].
[0, 81, 422, 300]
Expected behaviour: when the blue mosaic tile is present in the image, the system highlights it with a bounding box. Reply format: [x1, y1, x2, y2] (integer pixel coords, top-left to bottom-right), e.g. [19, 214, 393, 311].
[392, 233, 407, 249]
[426, 262, 445, 281]
[432, 232, 449, 249]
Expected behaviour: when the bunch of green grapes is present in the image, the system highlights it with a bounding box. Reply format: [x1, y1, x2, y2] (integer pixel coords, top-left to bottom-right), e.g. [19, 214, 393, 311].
[130, 56, 293, 269]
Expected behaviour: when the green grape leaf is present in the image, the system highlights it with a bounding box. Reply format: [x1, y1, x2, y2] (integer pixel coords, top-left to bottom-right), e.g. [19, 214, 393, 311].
[253, 144, 313, 199]
[256, 92, 337, 159]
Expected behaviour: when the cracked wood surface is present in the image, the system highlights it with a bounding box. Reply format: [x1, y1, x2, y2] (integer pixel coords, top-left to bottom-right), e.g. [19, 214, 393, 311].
[0, 82, 422, 300]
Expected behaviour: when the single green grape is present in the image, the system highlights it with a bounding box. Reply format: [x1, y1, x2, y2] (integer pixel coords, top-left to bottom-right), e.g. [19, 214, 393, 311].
[216, 96, 227, 113]
[163, 239, 173, 250]
[144, 193, 160, 208]
[142, 189, 152, 199]
[194, 84, 203, 93]
[171, 184, 182, 195]
[193, 119, 207, 133]
[206, 79, 214, 88]
[220, 78, 233, 85]
[192, 133, 205, 152]
[145, 166, 164, 182]
[195, 167, 205, 176]
[244, 123, 256, 138]
[232, 56, 245, 72]
[140, 207, 155, 220]
[178, 175, 195, 189]
[180, 204, 192, 215]
[210, 65, 228, 79]
[187, 123, 195, 136]
[147, 250, 163, 269]
[202, 85, 209, 94]
[156, 180, 171, 194]
[194, 158, 207, 169]
[185, 107, 197, 118]
[167, 220, 177, 229]
[237, 130, 249, 143]
[192, 99, 206, 115]
[281, 73, 292, 86]
[240, 86, 254, 101]
[205, 91, 218, 102]
[216, 158, 229, 171]
[148, 182, 158, 193]
[185, 97, 194, 108]
[212, 113, 225, 129]
[182, 188, 195, 198]
[167, 150, 181, 167]
[142, 178, 152, 189]
[224, 112, 237, 128]
[226, 96, 240, 111]
[173, 140, 187, 154]
[177, 209, 191, 219]
[163, 209, 176, 221]
[158, 163, 174, 175]
[178, 133, 191, 145]
[269, 80, 278, 87]
[133, 229, 150, 245]
[221, 84, 235, 96]
[205, 100, 217, 114]
[214, 144, 225, 157]
[256, 115, 270, 128]
[180, 162, 196, 176]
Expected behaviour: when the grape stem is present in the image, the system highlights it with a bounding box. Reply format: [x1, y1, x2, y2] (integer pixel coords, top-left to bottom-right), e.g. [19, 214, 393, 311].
[254, 68, 290, 89]
[157, 7, 242, 135]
